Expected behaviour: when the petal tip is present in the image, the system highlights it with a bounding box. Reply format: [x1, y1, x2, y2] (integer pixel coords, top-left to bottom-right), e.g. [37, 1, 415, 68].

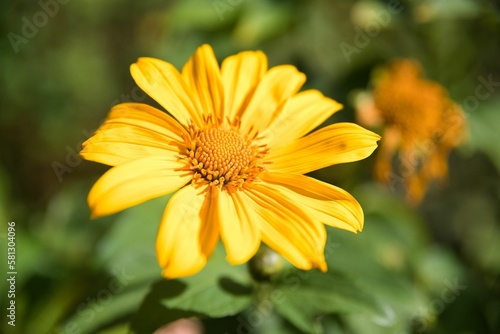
[89, 207, 104, 220]
[316, 258, 328, 272]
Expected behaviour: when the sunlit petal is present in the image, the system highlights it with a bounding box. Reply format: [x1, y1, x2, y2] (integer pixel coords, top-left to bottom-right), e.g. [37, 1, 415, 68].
[262, 90, 343, 147]
[156, 185, 219, 278]
[221, 50, 268, 124]
[81, 103, 186, 166]
[88, 155, 191, 218]
[215, 189, 261, 264]
[261, 173, 363, 232]
[266, 123, 380, 174]
[182, 44, 225, 124]
[239, 65, 306, 135]
[130, 58, 203, 126]
[244, 183, 327, 271]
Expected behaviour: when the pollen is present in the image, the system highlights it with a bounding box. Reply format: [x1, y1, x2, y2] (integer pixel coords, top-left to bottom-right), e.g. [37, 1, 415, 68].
[185, 126, 266, 190]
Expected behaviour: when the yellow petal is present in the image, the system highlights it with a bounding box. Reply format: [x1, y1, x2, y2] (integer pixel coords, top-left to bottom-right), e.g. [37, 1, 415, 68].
[88, 155, 191, 218]
[221, 50, 268, 124]
[182, 44, 225, 124]
[244, 183, 327, 271]
[266, 122, 381, 175]
[260, 173, 363, 233]
[261, 89, 343, 147]
[81, 103, 186, 166]
[239, 65, 306, 135]
[215, 189, 261, 265]
[130, 58, 203, 127]
[156, 185, 219, 278]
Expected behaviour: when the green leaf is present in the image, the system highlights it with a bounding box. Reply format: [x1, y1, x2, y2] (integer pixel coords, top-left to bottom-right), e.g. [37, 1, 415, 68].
[35, 182, 110, 273]
[234, 0, 293, 45]
[169, 0, 234, 30]
[267, 184, 433, 333]
[161, 276, 252, 318]
[56, 194, 173, 334]
[273, 269, 382, 334]
[416, 246, 467, 295]
[59, 285, 151, 334]
[96, 323, 130, 334]
[417, 0, 482, 20]
[129, 244, 253, 333]
[96, 194, 172, 283]
[129, 280, 204, 334]
[162, 253, 252, 316]
[466, 98, 500, 171]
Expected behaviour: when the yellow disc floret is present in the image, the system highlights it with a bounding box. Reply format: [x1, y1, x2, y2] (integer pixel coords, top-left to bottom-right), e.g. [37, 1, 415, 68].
[185, 125, 266, 191]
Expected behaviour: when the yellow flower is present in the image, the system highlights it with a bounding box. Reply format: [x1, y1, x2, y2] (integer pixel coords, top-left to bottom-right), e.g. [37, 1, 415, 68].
[81, 44, 380, 278]
[356, 59, 466, 204]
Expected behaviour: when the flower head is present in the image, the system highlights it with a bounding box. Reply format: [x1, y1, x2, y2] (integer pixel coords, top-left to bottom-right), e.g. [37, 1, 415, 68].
[81, 44, 380, 278]
[356, 59, 466, 203]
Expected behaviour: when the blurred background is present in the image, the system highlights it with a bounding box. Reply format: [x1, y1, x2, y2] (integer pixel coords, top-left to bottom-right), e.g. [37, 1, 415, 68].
[1, 0, 500, 333]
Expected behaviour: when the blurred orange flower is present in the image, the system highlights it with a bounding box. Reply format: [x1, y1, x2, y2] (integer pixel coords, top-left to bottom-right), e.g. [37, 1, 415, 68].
[356, 59, 467, 204]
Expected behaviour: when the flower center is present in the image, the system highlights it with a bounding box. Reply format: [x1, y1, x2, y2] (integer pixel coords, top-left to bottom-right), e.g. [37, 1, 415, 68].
[186, 127, 266, 190]
[373, 60, 443, 136]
